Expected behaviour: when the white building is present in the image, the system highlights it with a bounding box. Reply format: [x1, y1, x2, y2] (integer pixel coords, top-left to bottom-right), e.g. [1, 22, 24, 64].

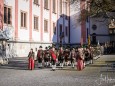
[0, 0, 70, 57]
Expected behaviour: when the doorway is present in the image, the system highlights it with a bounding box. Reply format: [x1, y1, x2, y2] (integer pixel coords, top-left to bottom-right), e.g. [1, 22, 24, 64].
[92, 33, 97, 44]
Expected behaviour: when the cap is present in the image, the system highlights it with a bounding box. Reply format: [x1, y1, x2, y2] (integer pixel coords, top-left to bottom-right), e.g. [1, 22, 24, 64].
[39, 46, 42, 48]
[45, 47, 48, 49]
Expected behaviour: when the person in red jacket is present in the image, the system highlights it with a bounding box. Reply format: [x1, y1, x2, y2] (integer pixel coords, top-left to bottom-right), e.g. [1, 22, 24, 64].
[50, 46, 57, 71]
[37, 46, 43, 68]
[28, 48, 35, 70]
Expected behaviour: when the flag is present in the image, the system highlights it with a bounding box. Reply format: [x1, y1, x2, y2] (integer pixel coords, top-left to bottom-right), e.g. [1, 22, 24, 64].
[88, 35, 90, 46]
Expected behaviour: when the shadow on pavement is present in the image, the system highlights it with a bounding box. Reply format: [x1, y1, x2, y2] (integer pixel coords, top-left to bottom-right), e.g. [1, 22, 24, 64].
[0, 58, 29, 70]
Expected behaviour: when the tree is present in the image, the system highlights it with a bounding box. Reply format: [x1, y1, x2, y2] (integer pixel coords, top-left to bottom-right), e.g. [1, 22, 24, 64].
[89, 0, 115, 18]
[70, 0, 115, 20]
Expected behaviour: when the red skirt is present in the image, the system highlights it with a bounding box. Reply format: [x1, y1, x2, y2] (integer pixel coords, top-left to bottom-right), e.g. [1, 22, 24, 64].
[28, 58, 34, 70]
[77, 59, 84, 71]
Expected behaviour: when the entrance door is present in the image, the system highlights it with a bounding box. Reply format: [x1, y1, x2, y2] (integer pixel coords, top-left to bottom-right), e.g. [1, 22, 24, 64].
[92, 33, 96, 44]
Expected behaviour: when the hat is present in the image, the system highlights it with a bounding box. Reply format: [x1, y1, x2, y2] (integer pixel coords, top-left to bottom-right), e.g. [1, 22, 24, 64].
[39, 46, 42, 48]
[45, 47, 48, 49]
[30, 48, 33, 51]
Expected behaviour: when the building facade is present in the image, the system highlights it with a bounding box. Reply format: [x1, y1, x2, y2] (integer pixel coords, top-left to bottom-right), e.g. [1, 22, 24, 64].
[1, 0, 114, 57]
[0, 0, 70, 57]
[70, 0, 115, 45]
[70, 0, 88, 45]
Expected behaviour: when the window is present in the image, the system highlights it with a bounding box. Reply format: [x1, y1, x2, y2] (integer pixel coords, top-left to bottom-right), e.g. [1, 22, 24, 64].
[60, 0, 62, 15]
[34, 0, 39, 5]
[65, 27, 68, 36]
[34, 16, 39, 30]
[52, 0, 56, 13]
[44, 0, 48, 9]
[53, 22, 56, 34]
[60, 24, 62, 35]
[21, 11, 27, 28]
[44, 20, 48, 32]
[4, 6, 12, 25]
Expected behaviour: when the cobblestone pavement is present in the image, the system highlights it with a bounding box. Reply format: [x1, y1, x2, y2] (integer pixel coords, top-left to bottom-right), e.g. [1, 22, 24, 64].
[0, 55, 115, 86]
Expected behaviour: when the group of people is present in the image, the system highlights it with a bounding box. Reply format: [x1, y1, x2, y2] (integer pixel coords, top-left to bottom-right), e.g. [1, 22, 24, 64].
[28, 45, 94, 71]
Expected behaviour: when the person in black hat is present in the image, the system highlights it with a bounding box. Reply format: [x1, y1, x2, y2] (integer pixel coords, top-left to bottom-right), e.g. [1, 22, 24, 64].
[50, 46, 57, 71]
[58, 46, 64, 68]
[64, 47, 70, 66]
[44, 47, 50, 67]
[37, 46, 43, 68]
[70, 47, 76, 68]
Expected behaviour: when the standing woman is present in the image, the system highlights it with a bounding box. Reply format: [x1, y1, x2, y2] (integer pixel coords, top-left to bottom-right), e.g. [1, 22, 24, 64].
[77, 48, 84, 71]
[28, 48, 35, 70]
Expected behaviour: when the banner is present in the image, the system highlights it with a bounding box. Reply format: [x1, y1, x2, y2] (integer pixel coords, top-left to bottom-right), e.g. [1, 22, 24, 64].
[88, 35, 90, 46]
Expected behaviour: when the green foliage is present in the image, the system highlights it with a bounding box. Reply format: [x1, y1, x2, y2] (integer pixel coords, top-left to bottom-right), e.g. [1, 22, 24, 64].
[89, 0, 115, 17]
[70, 0, 115, 21]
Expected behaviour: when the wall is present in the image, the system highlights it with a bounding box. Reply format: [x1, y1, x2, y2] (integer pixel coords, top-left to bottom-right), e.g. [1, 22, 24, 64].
[90, 18, 110, 43]
[70, 0, 81, 44]
[2, 0, 70, 57]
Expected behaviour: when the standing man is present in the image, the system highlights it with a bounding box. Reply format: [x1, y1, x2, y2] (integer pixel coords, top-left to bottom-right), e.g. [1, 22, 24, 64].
[100, 45, 104, 55]
[44, 47, 50, 67]
[70, 47, 76, 68]
[58, 46, 64, 68]
[64, 47, 70, 66]
[50, 46, 57, 71]
[37, 46, 43, 68]
[28, 48, 35, 70]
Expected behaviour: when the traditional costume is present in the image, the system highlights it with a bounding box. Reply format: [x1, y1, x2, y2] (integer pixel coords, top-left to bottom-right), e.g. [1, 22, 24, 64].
[77, 48, 84, 71]
[58, 47, 64, 68]
[50, 47, 57, 71]
[28, 49, 35, 70]
[37, 46, 43, 68]
[44, 47, 50, 67]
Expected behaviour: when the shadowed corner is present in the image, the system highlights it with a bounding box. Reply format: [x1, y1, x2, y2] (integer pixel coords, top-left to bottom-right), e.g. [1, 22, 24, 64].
[0, 58, 29, 70]
[52, 14, 70, 47]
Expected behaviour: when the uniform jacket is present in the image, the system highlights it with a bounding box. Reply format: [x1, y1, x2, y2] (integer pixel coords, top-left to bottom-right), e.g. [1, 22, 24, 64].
[50, 50, 57, 61]
[28, 52, 35, 59]
[37, 50, 43, 58]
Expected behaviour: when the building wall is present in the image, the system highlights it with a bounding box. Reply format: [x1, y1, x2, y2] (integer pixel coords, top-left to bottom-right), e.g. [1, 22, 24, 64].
[1, 0, 70, 57]
[0, 0, 4, 30]
[18, 0, 30, 41]
[90, 18, 110, 44]
[70, 0, 81, 44]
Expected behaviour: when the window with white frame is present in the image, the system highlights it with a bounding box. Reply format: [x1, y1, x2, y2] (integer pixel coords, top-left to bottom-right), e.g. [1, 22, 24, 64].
[21, 11, 27, 28]
[53, 22, 56, 34]
[4, 6, 12, 25]
[44, 0, 48, 9]
[44, 19, 48, 32]
[34, 16, 39, 30]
